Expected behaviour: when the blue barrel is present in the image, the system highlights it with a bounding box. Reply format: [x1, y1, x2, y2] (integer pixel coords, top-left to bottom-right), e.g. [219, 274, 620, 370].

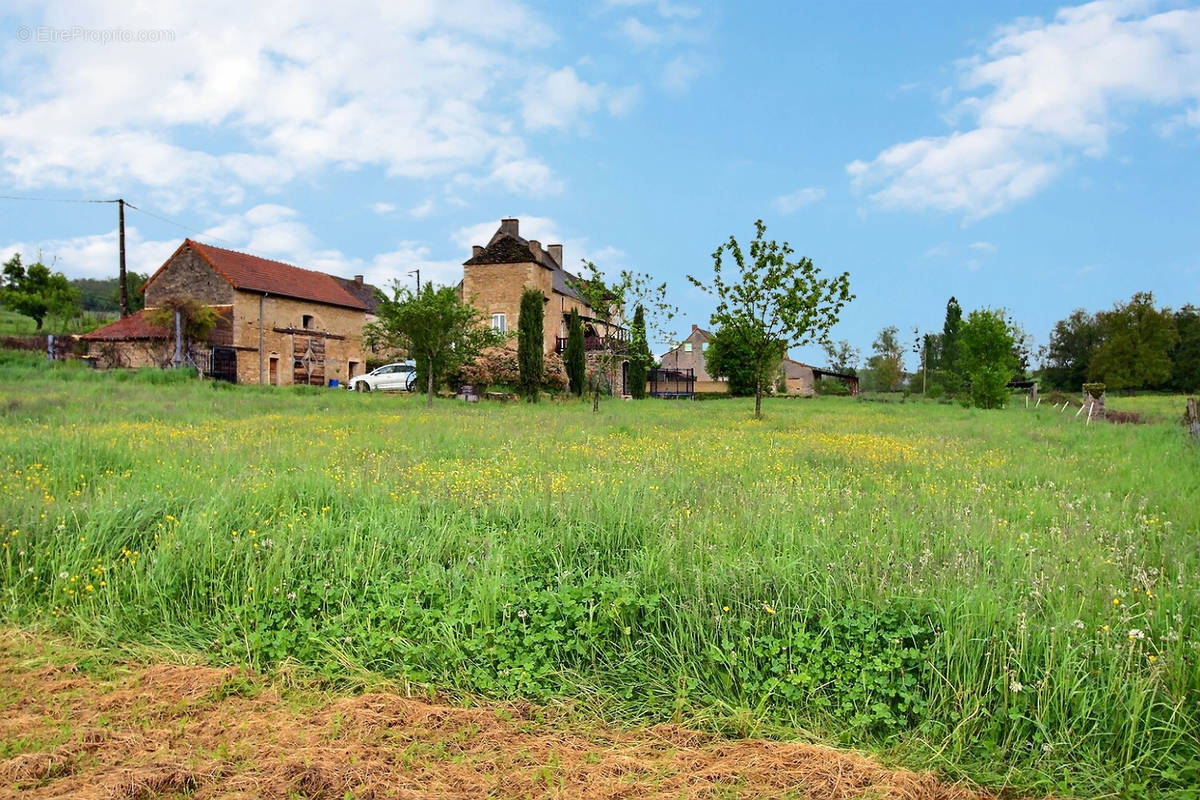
[328, 379, 339, 388]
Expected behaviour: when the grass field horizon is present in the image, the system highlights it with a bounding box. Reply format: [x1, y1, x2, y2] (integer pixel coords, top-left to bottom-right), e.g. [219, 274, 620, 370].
[2, 354, 1197, 797]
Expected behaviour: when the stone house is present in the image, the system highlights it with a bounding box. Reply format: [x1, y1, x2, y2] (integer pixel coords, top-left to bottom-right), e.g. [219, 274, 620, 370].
[461, 218, 631, 392]
[660, 325, 851, 396]
[83, 239, 374, 385]
[658, 325, 727, 393]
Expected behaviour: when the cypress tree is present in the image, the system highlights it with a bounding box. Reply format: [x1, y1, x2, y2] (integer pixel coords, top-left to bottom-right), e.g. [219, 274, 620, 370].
[565, 307, 585, 396]
[940, 296, 963, 396]
[517, 288, 544, 402]
[628, 304, 651, 399]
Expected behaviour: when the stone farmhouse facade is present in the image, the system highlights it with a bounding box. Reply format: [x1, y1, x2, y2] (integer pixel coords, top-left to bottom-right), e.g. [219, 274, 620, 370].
[84, 240, 375, 386]
[461, 218, 631, 393]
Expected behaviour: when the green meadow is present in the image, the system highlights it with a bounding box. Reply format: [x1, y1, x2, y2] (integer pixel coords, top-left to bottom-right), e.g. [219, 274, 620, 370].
[1, 352, 1197, 797]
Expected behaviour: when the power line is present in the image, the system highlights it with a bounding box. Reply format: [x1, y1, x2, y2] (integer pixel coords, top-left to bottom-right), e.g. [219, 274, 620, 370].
[0, 194, 118, 204]
[123, 202, 237, 247]
[1, 193, 237, 248]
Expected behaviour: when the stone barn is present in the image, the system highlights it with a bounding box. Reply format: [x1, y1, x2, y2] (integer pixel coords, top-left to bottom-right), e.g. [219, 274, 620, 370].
[83, 239, 374, 385]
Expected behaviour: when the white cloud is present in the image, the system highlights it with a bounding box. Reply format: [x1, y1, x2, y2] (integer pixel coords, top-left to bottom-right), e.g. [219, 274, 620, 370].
[604, 0, 700, 20]
[0, 228, 180, 281]
[0, 0, 641, 204]
[521, 66, 639, 130]
[408, 199, 435, 218]
[773, 186, 826, 214]
[969, 240, 998, 254]
[371, 202, 397, 215]
[849, 1, 1200, 218]
[661, 52, 705, 92]
[620, 17, 663, 47]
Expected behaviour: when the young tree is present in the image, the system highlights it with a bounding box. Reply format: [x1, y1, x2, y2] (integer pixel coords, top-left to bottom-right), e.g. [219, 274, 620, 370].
[627, 304, 653, 399]
[517, 288, 544, 402]
[569, 262, 676, 412]
[364, 282, 506, 407]
[1089, 292, 1178, 394]
[146, 296, 220, 368]
[1, 254, 80, 330]
[938, 296, 964, 396]
[863, 325, 904, 392]
[1044, 309, 1099, 390]
[687, 220, 852, 418]
[564, 307, 585, 396]
[960, 308, 1017, 409]
[821, 339, 860, 375]
[706, 321, 780, 396]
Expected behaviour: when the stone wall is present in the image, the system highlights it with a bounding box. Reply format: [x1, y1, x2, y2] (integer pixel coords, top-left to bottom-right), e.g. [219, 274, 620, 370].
[230, 292, 367, 386]
[144, 246, 235, 307]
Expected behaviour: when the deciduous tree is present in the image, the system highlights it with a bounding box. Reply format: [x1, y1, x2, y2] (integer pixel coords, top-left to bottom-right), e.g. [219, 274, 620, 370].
[863, 326, 904, 392]
[960, 308, 1018, 409]
[705, 322, 780, 397]
[821, 339, 860, 375]
[1, 254, 80, 330]
[687, 220, 852, 418]
[1044, 309, 1099, 390]
[1089, 292, 1178, 394]
[569, 262, 676, 412]
[1170, 304, 1200, 393]
[365, 282, 506, 407]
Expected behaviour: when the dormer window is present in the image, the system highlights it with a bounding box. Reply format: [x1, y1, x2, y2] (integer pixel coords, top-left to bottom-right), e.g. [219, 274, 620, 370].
[302, 314, 314, 329]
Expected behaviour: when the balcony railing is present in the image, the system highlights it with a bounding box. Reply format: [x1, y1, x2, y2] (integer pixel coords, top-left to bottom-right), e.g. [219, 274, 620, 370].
[555, 331, 629, 354]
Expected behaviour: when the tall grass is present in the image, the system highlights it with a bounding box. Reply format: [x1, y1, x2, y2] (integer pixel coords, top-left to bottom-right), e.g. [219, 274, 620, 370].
[1, 360, 1197, 797]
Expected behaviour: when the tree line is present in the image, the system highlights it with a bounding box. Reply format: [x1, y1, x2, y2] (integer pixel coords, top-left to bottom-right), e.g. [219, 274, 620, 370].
[1043, 293, 1197, 394]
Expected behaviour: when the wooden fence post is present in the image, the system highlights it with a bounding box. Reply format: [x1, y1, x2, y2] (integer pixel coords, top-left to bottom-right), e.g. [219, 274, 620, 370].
[1187, 397, 1200, 444]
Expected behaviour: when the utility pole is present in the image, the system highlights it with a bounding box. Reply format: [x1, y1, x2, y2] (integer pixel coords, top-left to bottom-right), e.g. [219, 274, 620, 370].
[408, 268, 420, 296]
[118, 198, 128, 318]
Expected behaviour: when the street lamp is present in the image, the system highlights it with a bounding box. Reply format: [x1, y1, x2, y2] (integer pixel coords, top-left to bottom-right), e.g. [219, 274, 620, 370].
[407, 268, 420, 296]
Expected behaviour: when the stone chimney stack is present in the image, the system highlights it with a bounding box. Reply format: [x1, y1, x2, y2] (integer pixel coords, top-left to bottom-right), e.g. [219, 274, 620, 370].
[472, 245, 483, 257]
[499, 218, 519, 237]
[528, 239, 542, 261]
[548, 244, 563, 265]
[692, 324, 699, 332]
[353, 274, 363, 286]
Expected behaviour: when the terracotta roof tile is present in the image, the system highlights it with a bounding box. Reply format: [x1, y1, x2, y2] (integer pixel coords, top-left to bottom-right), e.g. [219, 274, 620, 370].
[181, 240, 368, 310]
[81, 309, 168, 341]
[82, 306, 234, 341]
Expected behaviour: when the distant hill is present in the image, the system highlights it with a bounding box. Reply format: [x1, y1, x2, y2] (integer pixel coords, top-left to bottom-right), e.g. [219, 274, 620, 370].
[71, 274, 148, 312]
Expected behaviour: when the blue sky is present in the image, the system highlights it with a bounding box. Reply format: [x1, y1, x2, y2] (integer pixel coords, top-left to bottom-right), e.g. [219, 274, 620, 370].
[1, 0, 1198, 367]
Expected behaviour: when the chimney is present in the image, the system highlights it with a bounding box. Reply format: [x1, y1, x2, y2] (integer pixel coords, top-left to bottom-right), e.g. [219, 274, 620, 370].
[548, 244, 562, 265]
[499, 218, 519, 237]
[472, 245, 484, 257]
[353, 274, 363, 286]
[692, 324, 699, 332]
[528, 239, 542, 261]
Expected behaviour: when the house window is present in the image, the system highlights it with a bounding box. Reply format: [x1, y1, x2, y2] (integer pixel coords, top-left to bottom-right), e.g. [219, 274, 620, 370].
[701, 341, 709, 352]
[492, 313, 506, 333]
[684, 342, 693, 352]
[302, 314, 314, 329]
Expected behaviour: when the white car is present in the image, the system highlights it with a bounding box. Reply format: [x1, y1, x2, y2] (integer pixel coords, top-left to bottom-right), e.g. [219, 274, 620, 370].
[347, 362, 417, 392]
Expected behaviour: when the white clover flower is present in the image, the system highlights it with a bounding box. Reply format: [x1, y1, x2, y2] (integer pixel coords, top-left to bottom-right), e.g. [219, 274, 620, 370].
[1010, 680, 1023, 693]
[1128, 629, 1146, 641]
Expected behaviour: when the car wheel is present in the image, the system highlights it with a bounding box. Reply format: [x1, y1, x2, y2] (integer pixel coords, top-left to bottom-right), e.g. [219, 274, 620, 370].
[356, 381, 370, 392]
[405, 373, 417, 392]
